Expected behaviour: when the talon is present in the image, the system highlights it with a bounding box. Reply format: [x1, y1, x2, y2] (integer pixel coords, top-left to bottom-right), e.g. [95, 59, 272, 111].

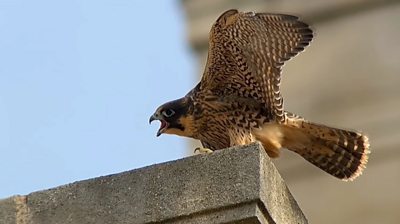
[194, 147, 213, 154]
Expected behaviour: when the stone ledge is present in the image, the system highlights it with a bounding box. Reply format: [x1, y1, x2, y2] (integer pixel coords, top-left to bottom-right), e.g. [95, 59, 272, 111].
[0, 143, 307, 224]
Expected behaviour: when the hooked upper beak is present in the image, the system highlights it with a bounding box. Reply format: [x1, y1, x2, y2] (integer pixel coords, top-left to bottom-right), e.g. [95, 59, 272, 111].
[149, 114, 157, 124]
[149, 113, 168, 137]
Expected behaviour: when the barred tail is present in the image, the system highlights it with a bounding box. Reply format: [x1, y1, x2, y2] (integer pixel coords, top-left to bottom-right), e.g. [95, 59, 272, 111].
[253, 113, 370, 181]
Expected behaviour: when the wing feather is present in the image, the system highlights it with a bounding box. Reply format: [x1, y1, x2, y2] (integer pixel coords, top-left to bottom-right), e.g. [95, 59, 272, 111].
[197, 9, 313, 123]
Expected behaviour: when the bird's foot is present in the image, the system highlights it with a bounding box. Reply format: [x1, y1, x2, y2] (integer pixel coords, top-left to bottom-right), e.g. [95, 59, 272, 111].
[194, 147, 213, 154]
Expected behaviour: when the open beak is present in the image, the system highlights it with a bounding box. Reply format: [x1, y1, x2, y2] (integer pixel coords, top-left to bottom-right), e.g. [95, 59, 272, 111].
[149, 115, 156, 124]
[149, 114, 169, 137]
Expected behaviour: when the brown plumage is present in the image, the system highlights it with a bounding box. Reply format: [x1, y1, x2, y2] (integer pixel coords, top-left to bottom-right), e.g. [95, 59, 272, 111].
[150, 9, 369, 181]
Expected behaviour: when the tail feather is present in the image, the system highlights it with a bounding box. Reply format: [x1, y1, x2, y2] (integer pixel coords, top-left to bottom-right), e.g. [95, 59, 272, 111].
[253, 113, 370, 181]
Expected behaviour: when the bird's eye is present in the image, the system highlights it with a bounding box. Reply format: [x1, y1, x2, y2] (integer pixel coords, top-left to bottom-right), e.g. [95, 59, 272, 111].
[162, 109, 175, 118]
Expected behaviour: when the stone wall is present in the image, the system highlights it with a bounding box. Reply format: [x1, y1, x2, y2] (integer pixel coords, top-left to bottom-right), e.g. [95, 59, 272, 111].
[0, 143, 306, 224]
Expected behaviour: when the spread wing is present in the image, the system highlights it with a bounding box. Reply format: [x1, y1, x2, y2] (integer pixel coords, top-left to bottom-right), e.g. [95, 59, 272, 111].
[197, 9, 313, 123]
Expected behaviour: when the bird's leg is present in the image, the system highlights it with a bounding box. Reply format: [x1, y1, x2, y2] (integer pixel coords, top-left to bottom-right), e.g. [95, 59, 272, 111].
[194, 147, 213, 154]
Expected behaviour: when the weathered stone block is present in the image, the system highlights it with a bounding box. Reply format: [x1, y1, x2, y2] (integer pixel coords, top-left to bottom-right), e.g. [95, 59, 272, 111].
[0, 143, 306, 224]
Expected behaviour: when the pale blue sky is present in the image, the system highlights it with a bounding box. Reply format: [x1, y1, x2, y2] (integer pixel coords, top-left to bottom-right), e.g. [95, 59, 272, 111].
[0, 0, 195, 198]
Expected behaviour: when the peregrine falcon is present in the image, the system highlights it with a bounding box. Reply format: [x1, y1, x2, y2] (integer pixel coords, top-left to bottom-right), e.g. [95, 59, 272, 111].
[149, 9, 369, 180]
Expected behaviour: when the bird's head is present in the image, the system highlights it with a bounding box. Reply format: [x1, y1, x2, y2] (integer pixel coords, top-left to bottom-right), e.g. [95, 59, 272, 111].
[149, 97, 194, 137]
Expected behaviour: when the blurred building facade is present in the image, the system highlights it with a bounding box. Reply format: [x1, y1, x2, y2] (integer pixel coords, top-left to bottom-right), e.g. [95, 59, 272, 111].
[181, 0, 400, 223]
